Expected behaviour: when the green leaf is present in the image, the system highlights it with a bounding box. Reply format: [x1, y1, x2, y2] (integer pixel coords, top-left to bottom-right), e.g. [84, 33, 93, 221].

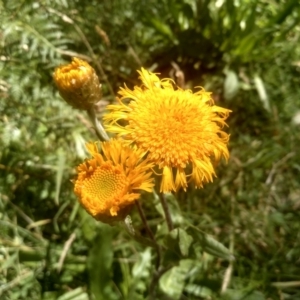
[163, 228, 181, 257]
[270, 0, 299, 25]
[159, 259, 194, 300]
[188, 226, 234, 261]
[224, 69, 239, 100]
[41, 292, 59, 300]
[55, 148, 66, 205]
[131, 248, 152, 295]
[19, 249, 44, 262]
[221, 289, 266, 300]
[184, 283, 213, 298]
[178, 228, 194, 257]
[87, 224, 117, 300]
[56, 288, 89, 300]
[233, 33, 257, 58]
[149, 18, 175, 41]
[254, 75, 270, 112]
[163, 228, 193, 257]
[80, 209, 98, 242]
[197, 232, 234, 261]
[132, 248, 151, 278]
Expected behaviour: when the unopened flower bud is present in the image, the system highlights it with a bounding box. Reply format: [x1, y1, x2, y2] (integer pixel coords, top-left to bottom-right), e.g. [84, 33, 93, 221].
[53, 57, 102, 110]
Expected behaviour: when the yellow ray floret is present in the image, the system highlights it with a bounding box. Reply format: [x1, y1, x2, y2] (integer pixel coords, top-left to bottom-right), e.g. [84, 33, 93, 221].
[53, 57, 102, 110]
[104, 68, 231, 192]
[74, 139, 154, 223]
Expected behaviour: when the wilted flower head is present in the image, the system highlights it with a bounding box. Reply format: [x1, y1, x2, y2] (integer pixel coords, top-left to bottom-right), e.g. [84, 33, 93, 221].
[53, 57, 102, 110]
[74, 139, 154, 223]
[104, 68, 231, 192]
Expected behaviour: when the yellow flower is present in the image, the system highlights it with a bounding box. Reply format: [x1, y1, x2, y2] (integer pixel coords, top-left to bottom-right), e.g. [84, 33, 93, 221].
[74, 139, 154, 223]
[53, 57, 102, 110]
[104, 68, 231, 192]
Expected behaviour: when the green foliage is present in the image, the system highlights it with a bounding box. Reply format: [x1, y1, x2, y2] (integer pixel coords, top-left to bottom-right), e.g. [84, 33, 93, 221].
[1, 0, 300, 299]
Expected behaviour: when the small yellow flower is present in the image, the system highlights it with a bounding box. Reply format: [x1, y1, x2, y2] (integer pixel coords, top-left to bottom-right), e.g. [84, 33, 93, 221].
[53, 57, 102, 110]
[74, 139, 154, 223]
[104, 68, 231, 192]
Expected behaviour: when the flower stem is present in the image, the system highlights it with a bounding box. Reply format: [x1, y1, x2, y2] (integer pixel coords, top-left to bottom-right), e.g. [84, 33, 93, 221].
[87, 106, 109, 142]
[159, 193, 173, 231]
[135, 201, 161, 270]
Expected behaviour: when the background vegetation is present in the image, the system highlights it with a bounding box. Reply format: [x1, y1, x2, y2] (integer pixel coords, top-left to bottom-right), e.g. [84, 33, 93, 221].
[1, 0, 300, 299]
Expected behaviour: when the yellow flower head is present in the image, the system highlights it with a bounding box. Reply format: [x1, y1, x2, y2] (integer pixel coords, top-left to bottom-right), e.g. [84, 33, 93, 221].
[74, 139, 154, 223]
[104, 68, 231, 192]
[53, 57, 102, 110]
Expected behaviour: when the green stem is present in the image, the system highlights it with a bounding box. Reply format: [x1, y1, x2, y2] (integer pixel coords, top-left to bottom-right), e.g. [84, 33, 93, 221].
[87, 107, 109, 142]
[159, 193, 173, 231]
[135, 201, 155, 241]
[135, 201, 161, 270]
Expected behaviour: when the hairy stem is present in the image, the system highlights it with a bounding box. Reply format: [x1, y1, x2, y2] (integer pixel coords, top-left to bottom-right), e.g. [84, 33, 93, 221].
[159, 193, 173, 231]
[87, 107, 109, 142]
[135, 201, 161, 270]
